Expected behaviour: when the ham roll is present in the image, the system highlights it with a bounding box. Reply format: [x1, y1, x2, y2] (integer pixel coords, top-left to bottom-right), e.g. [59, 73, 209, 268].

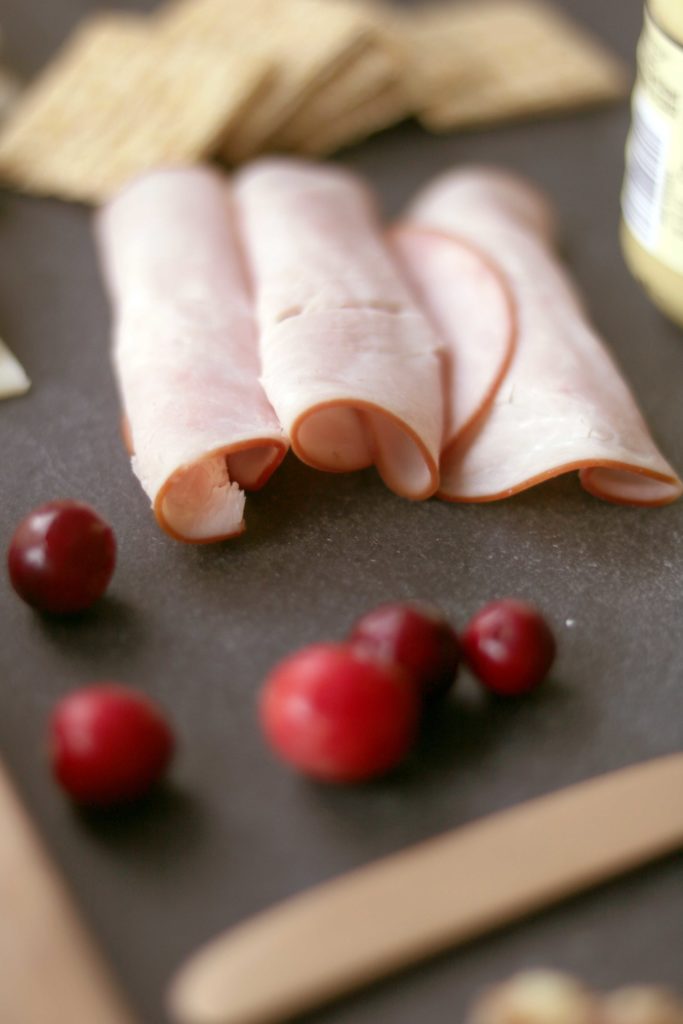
[234, 158, 445, 500]
[96, 166, 287, 542]
[401, 168, 682, 506]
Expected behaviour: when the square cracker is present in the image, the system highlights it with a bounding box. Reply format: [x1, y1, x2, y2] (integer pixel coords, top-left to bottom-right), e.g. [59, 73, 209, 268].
[0, 12, 271, 202]
[155, 0, 377, 161]
[273, 32, 407, 150]
[297, 80, 407, 156]
[402, 0, 629, 131]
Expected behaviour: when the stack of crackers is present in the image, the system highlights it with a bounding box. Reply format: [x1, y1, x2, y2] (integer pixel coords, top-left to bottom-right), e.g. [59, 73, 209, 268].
[0, 0, 629, 204]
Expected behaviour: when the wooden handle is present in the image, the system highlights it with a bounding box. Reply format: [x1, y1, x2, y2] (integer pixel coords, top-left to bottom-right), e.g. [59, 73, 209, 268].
[0, 760, 137, 1024]
[169, 754, 683, 1024]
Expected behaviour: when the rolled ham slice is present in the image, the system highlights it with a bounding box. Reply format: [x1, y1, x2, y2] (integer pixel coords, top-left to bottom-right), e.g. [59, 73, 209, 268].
[96, 166, 287, 542]
[390, 225, 515, 460]
[402, 168, 682, 506]
[234, 158, 445, 500]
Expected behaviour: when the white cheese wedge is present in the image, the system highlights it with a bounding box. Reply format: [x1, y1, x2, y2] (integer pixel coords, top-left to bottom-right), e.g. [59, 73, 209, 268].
[0, 338, 30, 397]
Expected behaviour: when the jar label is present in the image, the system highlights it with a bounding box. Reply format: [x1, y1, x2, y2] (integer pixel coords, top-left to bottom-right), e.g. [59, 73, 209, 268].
[622, 7, 683, 272]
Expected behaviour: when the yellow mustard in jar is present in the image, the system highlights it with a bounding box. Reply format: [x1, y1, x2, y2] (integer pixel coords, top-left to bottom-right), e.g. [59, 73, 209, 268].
[622, 0, 683, 324]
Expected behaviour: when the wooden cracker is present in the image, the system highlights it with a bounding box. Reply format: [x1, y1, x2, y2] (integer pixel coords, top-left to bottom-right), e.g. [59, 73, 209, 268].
[155, 0, 376, 162]
[274, 37, 406, 150]
[0, 12, 270, 202]
[402, 0, 629, 132]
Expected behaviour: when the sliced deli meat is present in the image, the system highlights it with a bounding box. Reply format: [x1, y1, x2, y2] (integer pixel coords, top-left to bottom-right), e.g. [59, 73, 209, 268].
[96, 166, 287, 542]
[390, 225, 515, 459]
[402, 168, 682, 506]
[234, 158, 445, 500]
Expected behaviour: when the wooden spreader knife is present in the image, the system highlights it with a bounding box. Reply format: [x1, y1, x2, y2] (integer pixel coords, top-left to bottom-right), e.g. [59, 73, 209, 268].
[169, 754, 683, 1024]
[0, 760, 138, 1024]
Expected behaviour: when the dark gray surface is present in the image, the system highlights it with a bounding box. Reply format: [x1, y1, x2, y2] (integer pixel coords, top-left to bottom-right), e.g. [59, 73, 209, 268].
[1, 1, 681, 1021]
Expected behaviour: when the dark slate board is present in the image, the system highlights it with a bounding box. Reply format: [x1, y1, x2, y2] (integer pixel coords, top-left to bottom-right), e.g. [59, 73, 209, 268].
[0, 1, 681, 1021]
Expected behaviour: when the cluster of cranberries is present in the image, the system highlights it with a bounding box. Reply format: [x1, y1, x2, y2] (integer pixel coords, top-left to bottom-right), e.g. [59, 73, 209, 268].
[7, 500, 557, 800]
[7, 500, 175, 806]
[260, 599, 556, 783]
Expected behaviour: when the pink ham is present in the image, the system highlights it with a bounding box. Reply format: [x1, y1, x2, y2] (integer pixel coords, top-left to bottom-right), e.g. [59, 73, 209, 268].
[234, 158, 445, 500]
[390, 225, 515, 461]
[96, 166, 287, 542]
[401, 168, 682, 506]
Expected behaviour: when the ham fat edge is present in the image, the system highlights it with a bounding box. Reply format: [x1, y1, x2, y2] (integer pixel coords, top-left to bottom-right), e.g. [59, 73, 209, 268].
[234, 158, 444, 501]
[96, 166, 287, 542]
[390, 224, 516, 464]
[399, 167, 682, 507]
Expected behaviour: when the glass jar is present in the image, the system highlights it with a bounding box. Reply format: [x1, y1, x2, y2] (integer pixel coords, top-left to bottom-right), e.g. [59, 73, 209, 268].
[621, 0, 683, 325]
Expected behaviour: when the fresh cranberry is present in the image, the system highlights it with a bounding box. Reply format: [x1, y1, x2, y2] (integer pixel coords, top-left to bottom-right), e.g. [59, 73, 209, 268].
[461, 599, 556, 696]
[7, 501, 116, 614]
[260, 643, 420, 782]
[50, 684, 175, 805]
[348, 602, 459, 701]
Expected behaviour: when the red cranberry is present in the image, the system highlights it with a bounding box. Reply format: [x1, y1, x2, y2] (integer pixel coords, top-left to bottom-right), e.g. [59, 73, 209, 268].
[260, 643, 420, 782]
[461, 599, 556, 696]
[7, 501, 116, 614]
[50, 684, 175, 805]
[348, 602, 459, 701]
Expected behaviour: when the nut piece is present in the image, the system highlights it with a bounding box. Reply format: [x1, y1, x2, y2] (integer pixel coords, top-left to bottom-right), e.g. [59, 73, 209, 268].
[601, 988, 683, 1024]
[468, 969, 599, 1024]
